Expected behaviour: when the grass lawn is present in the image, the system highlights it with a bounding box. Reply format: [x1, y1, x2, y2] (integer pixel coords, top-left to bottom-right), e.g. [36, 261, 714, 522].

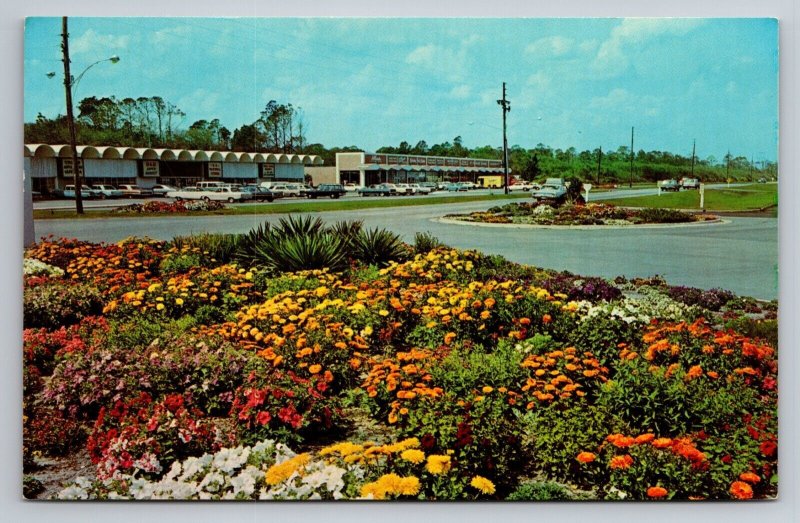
[33, 192, 529, 220]
[595, 183, 777, 212]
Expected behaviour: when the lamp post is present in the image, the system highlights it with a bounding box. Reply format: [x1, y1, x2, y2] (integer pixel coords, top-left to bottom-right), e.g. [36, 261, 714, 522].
[497, 83, 511, 194]
[56, 17, 120, 214]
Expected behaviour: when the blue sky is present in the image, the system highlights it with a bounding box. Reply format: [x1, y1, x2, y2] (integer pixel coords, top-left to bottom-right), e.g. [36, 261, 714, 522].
[24, 17, 778, 162]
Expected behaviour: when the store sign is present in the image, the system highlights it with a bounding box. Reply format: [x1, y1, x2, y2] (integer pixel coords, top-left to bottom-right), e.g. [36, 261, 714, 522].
[436, 157, 446, 166]
[62, 158, 84, 177]
[461, 159, 474, 167]
[409, 156, 426, 166]
[489, 160, 503, 168]
[445, 158, 460, 166]
[365, 154, 387, 164]
[143, 160, 160, 177]
[387, 155, 400, 165]
[208, 162, 222, 178]
[262, 163, 276, 177]
[475, 160, 488, 167]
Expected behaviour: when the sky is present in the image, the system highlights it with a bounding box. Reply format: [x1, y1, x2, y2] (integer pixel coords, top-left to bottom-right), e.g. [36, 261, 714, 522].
[23, 17, 778, 162]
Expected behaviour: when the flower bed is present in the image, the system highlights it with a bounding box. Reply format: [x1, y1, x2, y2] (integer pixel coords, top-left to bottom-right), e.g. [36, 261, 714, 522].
[446, 202, 717, 226]
[113, 200, 226, 214]
[24, 231, 778, 501]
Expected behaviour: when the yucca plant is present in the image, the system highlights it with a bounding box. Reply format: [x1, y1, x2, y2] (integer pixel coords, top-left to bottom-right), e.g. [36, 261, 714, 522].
[236, 222, 272, 263]
[350, 227, 409, 267]
[254, 232, 347, 273]
[327, 220, 364, 249]
[413, 231, 444, 254]
[170, 233, 243, 263]
[272, 215, 326, 240]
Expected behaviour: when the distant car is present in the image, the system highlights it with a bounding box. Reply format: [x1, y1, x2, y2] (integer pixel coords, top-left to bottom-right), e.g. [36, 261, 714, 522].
[151, 184, 177, 197]
[166, 187, 204, 201]
[394, 183, 415, 195]
[343, 183, 360, 192]
[269, 183, 302, 197]
[168, 187, 250, 202]
[118, 184, 154, 198]
[91, 184, 123, 199]
[680, 178, 700, 190]
[419, 182, 438, 192]
[61, 184, 97, 199]
[659, 179, 681, 192]
[508, 181, 537, 192]
[241, 185, 275, 202]
[306, 183, 347, 199]
[459, 181, 478, 190]
[408, 183, 432, 195]
[436, 181, 450, 190]
[532, 178, 568, 201]
[757, 177, 767, 184]
[358, 183, 398, 197]
[445, 182, 468, 192]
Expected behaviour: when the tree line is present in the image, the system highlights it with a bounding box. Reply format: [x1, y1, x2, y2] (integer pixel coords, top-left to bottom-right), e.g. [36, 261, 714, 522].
[25, 96, 776, 182]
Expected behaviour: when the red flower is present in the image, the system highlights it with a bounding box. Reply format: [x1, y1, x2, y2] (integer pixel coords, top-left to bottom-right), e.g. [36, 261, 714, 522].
[255, 411, 272, 426]
[647, 486, 668, 499]
[730, 481, 753, 500]
[163, 394, 184, 414]
[759, 440, 777, 457]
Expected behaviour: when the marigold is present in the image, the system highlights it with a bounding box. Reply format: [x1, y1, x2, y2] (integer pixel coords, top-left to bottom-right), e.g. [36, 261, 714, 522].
[425, 454, 451, 475]
[576, 451, 596, 464]
[739, 472, 761, 484]
[730, 480, 754, 500]
[308, 364, 322, 374]
[265, 453, 311, 485]
[652, 438, 673, 449]
[401, 449, 425, 464]
[470, 475, 496, 495]
[634, 433, 655, 445]
[609, 454, 634, 469]
[647, 486, 668, 499]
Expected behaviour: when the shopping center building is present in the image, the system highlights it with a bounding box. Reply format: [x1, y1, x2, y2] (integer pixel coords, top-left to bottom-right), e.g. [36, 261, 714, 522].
[24, 144, 323, 195]
[335, 152, 507, 187]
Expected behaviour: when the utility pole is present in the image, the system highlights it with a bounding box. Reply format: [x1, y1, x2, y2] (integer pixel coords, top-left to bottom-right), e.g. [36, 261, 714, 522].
[62, 17, 83, 214]
[497, 82, 511, 194]
[629, 126, 634, 188]
[596, 146, 602, 185]
[690, 139, 696, 179]
[726, 149, 731, 179]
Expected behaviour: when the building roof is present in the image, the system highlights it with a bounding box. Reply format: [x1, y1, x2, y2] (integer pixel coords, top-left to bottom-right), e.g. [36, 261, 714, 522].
[24, 144, 323, 165]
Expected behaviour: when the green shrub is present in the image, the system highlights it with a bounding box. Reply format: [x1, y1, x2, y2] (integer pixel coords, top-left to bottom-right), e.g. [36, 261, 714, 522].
[158, 253, 202, 274]
[633, 208, 693, 223]
[23, 283, 104, 329]
[171, 233, 242, 263]
[349, 227, 409, 267]
[724, 317, 778, 347]
[255, 232, 347, 273]
[413, 231, 444, 254]
[429, 341, 526, 396]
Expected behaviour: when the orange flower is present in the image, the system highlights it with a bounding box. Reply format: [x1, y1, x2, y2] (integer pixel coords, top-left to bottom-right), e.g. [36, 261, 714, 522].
[576, 452, 596, 464]
[685, 365, 703, 380]
[730, 481, 753, 500]
[634, 433, 655, 445]
[308, 364, 322, 374]
[444, 332, 457, 345]
[609, 454, 634, 469]
[652, 438, 673, 449]
[542, 314, 552, 324]
[647, 486, 668, 499]
[739, 472, 761, 484]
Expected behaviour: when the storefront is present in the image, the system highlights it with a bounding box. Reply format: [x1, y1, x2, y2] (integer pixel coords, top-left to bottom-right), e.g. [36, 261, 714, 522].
[335, 152, 506, 187]
[23, 144, 323, 193]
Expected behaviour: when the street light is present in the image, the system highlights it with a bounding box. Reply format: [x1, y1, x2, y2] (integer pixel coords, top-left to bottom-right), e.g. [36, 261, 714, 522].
[52, 17, 120, 214]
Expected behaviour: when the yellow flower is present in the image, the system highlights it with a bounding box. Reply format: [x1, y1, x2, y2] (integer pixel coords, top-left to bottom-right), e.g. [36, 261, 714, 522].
[401, 449, 425, 464]
[470, 475, 496, 495]
[425, 455, 451, 475]
[481, 386, 494, 393]
[398, 476, 421, 496]
[309, 364, 322, 374]
[175, 298, 184, 306]
[264, 454, 311, 485]
[156, 303, 165, 311]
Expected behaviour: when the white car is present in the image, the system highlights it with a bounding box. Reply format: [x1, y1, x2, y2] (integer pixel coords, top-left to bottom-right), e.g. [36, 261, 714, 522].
[151, 184, 177, 197]
[459, 181, 478, 190]
[408, 183, 432, 194]
[269, 183, 305, 197]
[394, 183, 415, 195]
[168, 187, 251, 202]
[118, 184, 154, 198]
[508, 182, 541, 192]
[91, 184, 123, 198]
[343, 183, 360, 192]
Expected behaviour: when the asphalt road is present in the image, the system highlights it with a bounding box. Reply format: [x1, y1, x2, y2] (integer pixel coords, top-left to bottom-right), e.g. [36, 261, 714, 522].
[32, 199, 778, 300]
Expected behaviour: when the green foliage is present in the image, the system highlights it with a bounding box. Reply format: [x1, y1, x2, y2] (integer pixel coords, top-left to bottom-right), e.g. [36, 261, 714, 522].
[23, 283, 104, 329]
[255, 232, 347, 273]
[158, 253, 202, 274]
[507, 480, 575, 501]
[23, 476, 45, 499]
[349, 227, 409, 267]
[566, 177, 584, 203]
[413, 231, 445, 254]
[429, 342, 526, 396]
[632, 208, 694, 224]
[724, 317, 778, 347]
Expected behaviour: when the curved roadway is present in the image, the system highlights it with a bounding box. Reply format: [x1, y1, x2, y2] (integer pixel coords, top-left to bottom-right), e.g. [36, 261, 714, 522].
[33, 198, 777, 300]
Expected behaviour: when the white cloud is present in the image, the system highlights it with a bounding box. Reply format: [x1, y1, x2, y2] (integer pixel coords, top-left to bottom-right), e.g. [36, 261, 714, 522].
[589, 88, 631, 109]
[177, 88, 221, 119]
[525, 36, 574, 57]
[404, 42, 469, 81]
[449, 84, 471, 99]
[593, 18, 705, 74]
[71, 28, 130, 56]
[405, 44, 439, 67]
[150, 25, 192, 47]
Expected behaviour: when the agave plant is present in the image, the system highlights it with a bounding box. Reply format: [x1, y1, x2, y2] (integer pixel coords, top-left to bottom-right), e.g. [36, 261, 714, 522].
[254, 232, 347, 273]
[350, 227, 409, 267]
[170, 233, 243, 263]
[413, 231, 444, 254]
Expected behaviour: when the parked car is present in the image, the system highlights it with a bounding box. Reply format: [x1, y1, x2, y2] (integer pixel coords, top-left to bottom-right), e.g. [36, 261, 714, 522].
[241, 185, 275, 202]
[60, 184, 97, 199]
[408, 183, 432, 195]
[149, 184, 177, 197]
[91, 184, 123, 199]
[306, 183, 347, 199]
[508, 181, 538, 192]
[394, 183, 415, 195]
[358, 184, 398, 197]
[445, 182, 469, 192]
[196, 181, 225, 191]
[118, 184, 154, 198]
[343, 183, 360, 192]
[166, 187, 204, 201]
[269, 183, 303, 197]
[659, 179, 681, 192]
[436, 181, 451, 190]
[681, 178, 700, 190]
[167, 186, 251, 202]
[419, 182, 439, 192]
[531, 178, 568, 201]
[459, 181, 478, 190]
